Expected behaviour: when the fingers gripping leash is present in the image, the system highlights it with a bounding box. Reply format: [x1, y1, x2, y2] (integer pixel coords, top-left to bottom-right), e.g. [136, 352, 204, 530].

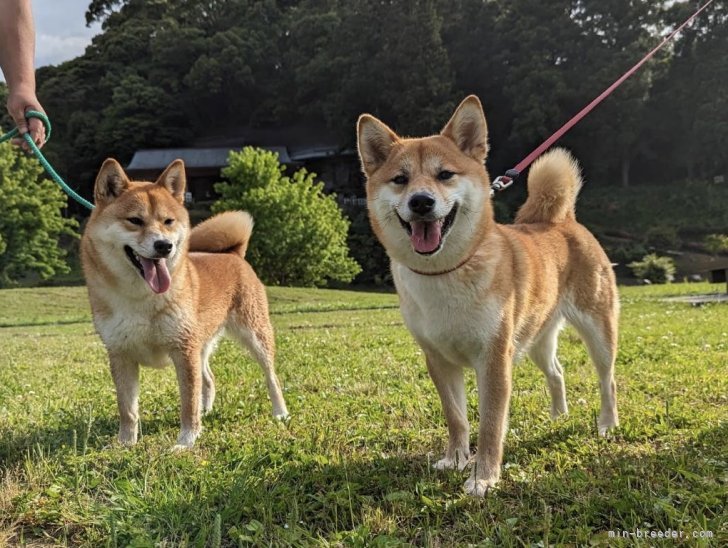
[0, 110, 95, 210]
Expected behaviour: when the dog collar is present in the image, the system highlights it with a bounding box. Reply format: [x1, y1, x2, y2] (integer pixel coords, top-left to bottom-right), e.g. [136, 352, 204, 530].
[407, 252, 476, 277]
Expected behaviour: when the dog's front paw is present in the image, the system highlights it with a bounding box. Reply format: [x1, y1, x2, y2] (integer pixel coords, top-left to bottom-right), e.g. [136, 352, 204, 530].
[272, 400, 289, 421]
[117, 428, 138, 446]
[464, 464, 500, 497]
[273, 410, 289, 421]
[433, 451, 470, 471]
[550, 405, 568, 420]
[464, 476, 498, 497]
[598, 416, 619, 436]
[172, 429, 200, 451]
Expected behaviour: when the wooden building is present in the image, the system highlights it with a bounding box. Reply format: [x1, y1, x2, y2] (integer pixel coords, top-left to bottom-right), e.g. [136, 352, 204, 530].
[126, 125, 364, 204]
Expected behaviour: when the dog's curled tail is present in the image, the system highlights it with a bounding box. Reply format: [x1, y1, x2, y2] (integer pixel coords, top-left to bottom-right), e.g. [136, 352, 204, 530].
[188, 211, 254, 258]
[514, 148, 583, 224]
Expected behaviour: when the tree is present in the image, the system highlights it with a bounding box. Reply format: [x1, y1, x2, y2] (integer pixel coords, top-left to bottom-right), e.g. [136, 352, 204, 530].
[569, 0, 665, 187]
[96, 72, 191, 160]
[284, 0, 455, 139]
[644, 0, 728, 181]
[341, 203, 391, 286]
[438, 0, 510, 171]
[487, 0, 665, 187]
[85, 0, 125, 25]
[212, 147, 360, 286]
[0, 142, 78, 286]
[26, 0, 726, 222]
[36, 0, 287, 209]
[493, 0, 577, 154]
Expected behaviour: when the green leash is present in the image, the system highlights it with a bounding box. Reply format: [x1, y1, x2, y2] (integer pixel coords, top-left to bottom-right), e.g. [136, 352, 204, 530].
[0, 110, 95, 210]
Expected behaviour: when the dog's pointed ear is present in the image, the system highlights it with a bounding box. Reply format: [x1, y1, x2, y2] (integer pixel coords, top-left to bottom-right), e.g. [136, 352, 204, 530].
[357, 114, 400, 176]
[155, 159, 186, 204]
[441, 95, 488, 162]
[94, 158, 130, 206]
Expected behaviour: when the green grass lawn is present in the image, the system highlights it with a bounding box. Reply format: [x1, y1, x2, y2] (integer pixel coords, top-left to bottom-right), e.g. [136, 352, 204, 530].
[1, 283, 726, 546]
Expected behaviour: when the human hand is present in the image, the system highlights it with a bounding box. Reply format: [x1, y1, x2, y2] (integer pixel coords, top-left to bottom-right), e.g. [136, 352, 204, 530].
[6, 86, 46, 151]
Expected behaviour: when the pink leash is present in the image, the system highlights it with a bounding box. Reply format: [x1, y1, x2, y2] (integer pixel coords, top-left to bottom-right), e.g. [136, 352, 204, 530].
[491, 0, 716, 195]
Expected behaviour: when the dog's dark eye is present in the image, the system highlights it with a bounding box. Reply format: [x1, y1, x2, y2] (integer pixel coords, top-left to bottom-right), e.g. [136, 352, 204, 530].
[127, 217, 144, 226]
[437, 170, 455, 181]
[164, 218, 175, 226]
[392, 174, 409, 185]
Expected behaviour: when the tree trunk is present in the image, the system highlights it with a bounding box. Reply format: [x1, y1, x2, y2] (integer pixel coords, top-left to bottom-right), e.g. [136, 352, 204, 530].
[621, 154, 631, 188]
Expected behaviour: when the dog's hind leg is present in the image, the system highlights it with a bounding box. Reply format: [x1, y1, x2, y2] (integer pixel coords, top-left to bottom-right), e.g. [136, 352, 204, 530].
[529, 317, 568, 419]
[110, 354, 140, 446]
[228, 317, 288, 420]
[566, 308, 619, 435]
[426, 350, 470, 471]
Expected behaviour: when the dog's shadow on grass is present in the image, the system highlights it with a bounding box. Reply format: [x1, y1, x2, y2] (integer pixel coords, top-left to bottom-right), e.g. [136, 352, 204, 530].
[102, 420, 724, 545]
[3, 411, 725, 544]
[0, 410, 176, 468]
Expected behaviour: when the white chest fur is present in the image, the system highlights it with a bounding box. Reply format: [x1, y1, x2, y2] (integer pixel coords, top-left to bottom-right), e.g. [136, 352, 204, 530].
[393, 262, 502, 368]
[91, 289, 189, 368]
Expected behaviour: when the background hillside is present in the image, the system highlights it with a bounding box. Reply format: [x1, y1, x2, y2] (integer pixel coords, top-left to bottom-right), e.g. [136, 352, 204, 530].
[0, 1, 724, 193]
[0, 0, 726, 285]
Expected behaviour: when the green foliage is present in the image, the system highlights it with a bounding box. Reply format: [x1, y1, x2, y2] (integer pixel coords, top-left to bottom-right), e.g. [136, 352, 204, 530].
[0, 142, 78, 287]
[578, 180, 728, 239]
[213, 147, 360, 286]
[566, 0, 660, 187]
[645, 1, 728, 181]
[605, 242, 648, 265]
[628, 253, 676, 284]
[645, 224, 681, 250]
[1, 284, 726, 544]
[341, 204, 391, 286]
[704, 233, 728, 255]
[286, 0, 454, 136]
[96, 72, 191, 160]
[31, 0, 728, 209]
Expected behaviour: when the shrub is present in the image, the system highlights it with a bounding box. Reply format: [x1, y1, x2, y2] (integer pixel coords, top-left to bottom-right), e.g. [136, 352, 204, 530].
[0, 140, 78, 286]
[704, 233, 728, 255]
[606, 242, 648, 265]
[628, 253, 676, 284]
[644, 225, 681, 250]
[213, 147, 360, 286]
[340, 203, 391, 286]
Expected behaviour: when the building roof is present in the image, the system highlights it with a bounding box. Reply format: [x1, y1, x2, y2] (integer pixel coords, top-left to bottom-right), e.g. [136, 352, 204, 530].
[126, 123, 357, 174]
[126, 146, 291, 172]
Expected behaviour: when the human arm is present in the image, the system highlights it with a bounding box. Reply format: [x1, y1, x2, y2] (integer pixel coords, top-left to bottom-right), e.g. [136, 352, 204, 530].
[0, 0, 46, 148]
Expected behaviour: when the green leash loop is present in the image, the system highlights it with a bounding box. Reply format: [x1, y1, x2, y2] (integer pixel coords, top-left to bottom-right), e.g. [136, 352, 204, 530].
[0, 110, 95, 210]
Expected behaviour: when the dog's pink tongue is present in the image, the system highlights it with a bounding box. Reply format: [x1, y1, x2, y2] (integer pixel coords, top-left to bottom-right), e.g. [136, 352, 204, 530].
[139, 257, 171, 294]
[410, 220, 443, 253]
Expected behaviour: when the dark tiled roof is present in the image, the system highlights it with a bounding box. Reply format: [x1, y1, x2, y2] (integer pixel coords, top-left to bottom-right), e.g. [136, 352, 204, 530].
[126, 146, 291, 171]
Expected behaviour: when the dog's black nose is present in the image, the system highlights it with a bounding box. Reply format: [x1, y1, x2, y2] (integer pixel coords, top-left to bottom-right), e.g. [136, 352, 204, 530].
[154, 240, 173, 257]
[408, 193, 436, 216]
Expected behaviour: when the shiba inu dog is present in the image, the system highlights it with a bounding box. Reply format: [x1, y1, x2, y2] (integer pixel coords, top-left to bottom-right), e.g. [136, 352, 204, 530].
[81, 159, 288, 449]
[357, 96, 619, 495]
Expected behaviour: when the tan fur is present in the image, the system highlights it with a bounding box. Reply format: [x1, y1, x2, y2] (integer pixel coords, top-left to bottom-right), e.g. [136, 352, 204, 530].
[188, 210, 254, 258]
[81, 159, 288, 449]
[358, 96, 619, 496]
[515, 148, 583, 224]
